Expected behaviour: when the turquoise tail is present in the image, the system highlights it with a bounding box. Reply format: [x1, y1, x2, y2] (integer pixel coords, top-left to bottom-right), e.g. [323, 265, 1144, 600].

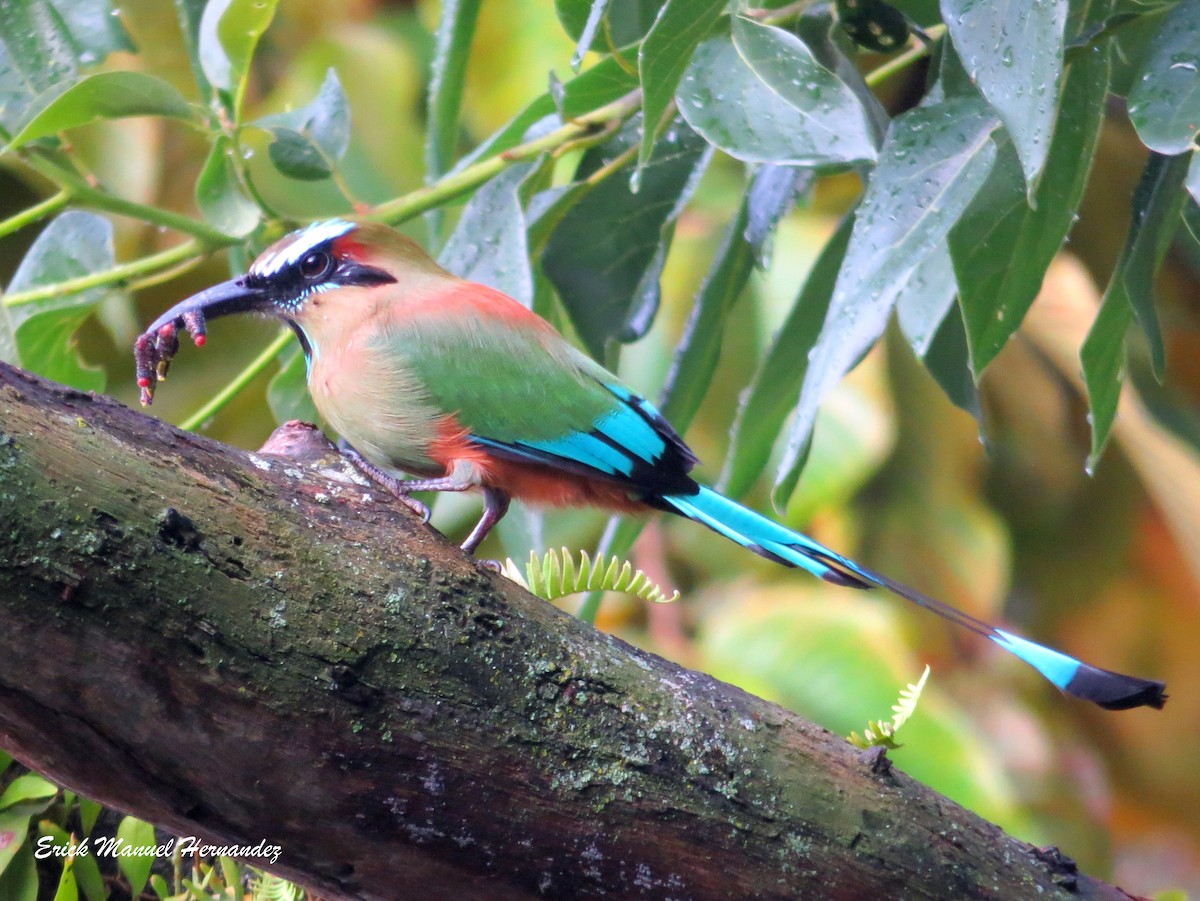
[663, 486, 1166, 711]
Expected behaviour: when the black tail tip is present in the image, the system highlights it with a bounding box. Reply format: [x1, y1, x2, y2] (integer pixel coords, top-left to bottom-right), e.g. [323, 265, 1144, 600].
[1067, 666, 1168, 711]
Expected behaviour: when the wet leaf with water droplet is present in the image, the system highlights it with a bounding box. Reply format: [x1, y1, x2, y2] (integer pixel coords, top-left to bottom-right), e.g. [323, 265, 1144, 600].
[439, 163, 537, 306]
[543, 116, 711, 358]
[721, 212, 852, 500]
[676, 18, 877, 168]
[660, 165, 809, 429]
[638, 0, 726, 167]
[555, 0, 663, 51]
[950, 43, 1110, 376]
[254, 68, 350, 181]
[3, 71, 192, 152]
[195, 135, 260, 237]
[1127, 0, 1200, 154]
[198, 0, 278, 106]
[3, 211, 114, 392]
[942, 0, 1066, 196]
[1082, 150, 1191, 466]
[773, 98, 999, 504]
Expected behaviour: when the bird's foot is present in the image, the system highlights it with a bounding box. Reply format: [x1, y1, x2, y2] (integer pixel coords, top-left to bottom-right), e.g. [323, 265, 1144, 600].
[473, 557, 503, 573]
[338, 440, 432, 523]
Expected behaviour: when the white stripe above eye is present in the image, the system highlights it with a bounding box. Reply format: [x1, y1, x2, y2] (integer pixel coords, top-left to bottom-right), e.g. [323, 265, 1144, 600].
[250, 219, 357, 278]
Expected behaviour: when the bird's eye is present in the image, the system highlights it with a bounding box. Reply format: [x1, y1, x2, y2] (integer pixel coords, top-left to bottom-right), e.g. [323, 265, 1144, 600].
[299, 251, 332, 280]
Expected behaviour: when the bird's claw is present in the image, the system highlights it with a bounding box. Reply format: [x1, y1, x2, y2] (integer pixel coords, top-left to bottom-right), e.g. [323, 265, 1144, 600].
[398, 494, 431, 523]
[472, 557, 502, 573]
[134, 312, 209, 406]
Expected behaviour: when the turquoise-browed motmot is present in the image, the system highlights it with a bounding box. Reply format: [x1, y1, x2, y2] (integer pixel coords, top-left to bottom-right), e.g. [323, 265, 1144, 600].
[135, 219, 1167, 711]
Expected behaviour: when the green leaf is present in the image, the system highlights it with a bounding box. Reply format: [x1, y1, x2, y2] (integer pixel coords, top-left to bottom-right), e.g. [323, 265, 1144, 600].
[425, 0, 480, 180]
[922, 299, 980, 419]
[55, 0, 135, 63]
[677, 19, 878, 167]
[660, 165, 805, 428]
[560, 54, 639, 118]
[567, 0, 610, 69]
[894, 243, 981, 421]
[439, 163, 535, 305]
[720, 214, 853, 501]
[173, 0, 212, 99]
[198, 0, 278, 103]
[1189, 151, 1200, 207]
[555, 0, 664, 51]
[461, 56, 641, 171]
[115, 816, 155, 899]
[950, 43, 1110, 376]
[0, 809, 31, 876]
[0, 0, 78, 95]
[0, 774, 57, 810]
[255, 68, 350, 181]
[36, 824, 102, 901]
[1127, 0, 1200, 154]
[51, 853, 77, 901]
[76, 797, 100, 838]
[0, 43, 34, 132]
[775, 99, 999, 503]
[1082, 150, 1190, 465]
[895, 245, 956, 360]
[218, 856, 241, 894]
[0, 838, 37, 901]
[526, 181, 595, 255]
[4, 211, 113, 392]
[942, 0, 1066, 194]
[542, 116, 711, 358]
[195, 135, 260, 237]
[5, 71, 192, 151]
[263, 127, 332, 180]
[149, 874, 170, 900]
[796, 8, 890, 146]
[638, 0, 725, 166]
[266, 343, 318, 425]
[0, 0, 134, 129]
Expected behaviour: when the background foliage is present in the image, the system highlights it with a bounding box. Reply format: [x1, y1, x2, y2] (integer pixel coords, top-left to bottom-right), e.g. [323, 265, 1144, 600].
[0, 0, 1198, 897]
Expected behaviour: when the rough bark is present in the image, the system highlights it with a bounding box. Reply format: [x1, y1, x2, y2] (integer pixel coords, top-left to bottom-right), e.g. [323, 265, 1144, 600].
[0, 361, 1144, 900]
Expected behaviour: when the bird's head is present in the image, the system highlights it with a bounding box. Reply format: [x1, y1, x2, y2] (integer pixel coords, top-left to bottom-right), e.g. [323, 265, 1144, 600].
[135, 219, 448, 403]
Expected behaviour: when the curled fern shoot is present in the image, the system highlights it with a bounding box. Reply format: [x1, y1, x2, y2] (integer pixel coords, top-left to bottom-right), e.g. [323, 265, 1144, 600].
[502, 548, 680, 605]
[847, 664, 931, 750]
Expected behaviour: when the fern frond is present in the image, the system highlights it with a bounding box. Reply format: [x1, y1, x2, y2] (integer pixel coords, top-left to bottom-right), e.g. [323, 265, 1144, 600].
[890, 663, 930, 732]
[251, 871, 302, 901]
[847, 665, 931, 750]
[502, 548, 680, 604]
[848, 719, 901, 750]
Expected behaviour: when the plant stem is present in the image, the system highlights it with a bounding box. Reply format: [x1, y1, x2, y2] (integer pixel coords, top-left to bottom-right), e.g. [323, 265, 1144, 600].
[370, 90, 642, 225]
[20, 149, 231, 243]
[3, 240, 203, 307]
[0, 189, 70, 239]
[179, 328, 293, 430]
[865, 25, 947, 88]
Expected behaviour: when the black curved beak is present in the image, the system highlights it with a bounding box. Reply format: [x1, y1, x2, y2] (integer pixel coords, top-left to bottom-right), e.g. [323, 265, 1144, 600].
[134, 277, 272, 406]
[141, 277, 270, 336]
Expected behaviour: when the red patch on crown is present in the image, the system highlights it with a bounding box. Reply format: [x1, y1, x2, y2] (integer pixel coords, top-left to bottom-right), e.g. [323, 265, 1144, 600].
[331, 233, 367, 262]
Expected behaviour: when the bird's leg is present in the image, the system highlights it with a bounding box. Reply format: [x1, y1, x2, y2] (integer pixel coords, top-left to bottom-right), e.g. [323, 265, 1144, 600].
[338, 441, 510, 559]
[461, 487, 511, 555]
[338, 440, 436, 522]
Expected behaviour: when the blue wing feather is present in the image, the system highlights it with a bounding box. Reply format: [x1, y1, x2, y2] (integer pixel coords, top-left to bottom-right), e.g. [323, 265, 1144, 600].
[470, 381, 698, 496]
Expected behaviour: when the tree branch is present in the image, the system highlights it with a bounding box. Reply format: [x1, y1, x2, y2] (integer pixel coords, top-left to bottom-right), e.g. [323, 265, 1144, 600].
[0, 362, 1144, 900]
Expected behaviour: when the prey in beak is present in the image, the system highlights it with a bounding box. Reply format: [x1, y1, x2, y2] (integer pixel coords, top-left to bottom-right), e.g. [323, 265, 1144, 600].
[134, 277, 269, 405]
